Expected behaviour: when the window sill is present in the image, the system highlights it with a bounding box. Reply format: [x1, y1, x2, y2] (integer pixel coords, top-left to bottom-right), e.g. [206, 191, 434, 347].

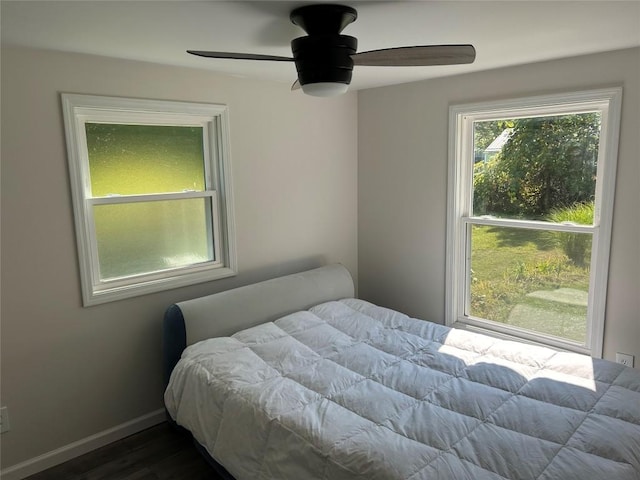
[84, 266, 237, 306]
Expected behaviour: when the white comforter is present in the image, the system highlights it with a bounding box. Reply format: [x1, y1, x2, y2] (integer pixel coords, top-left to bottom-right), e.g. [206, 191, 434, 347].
[165, 299, 640, 480]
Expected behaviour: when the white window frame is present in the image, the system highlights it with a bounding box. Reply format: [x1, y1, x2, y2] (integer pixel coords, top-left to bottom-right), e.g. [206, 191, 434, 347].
[446, 87, 622, 356]
[62, 94, 237, 306]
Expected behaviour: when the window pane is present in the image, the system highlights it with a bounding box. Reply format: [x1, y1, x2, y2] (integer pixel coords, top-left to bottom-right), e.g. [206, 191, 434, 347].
[86, 124, 205, 196]
[94, 199, 213, 280]
[473, 113, 601, 222]
[469, 224, 591, 343]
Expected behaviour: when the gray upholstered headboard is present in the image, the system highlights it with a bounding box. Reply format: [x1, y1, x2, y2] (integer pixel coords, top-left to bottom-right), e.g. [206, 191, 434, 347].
[163, 264, 354, 386]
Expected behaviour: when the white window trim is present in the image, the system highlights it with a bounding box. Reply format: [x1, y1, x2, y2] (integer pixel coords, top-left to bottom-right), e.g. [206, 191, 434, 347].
[446, 87, 622, 357]
[62, 94, 237, 306]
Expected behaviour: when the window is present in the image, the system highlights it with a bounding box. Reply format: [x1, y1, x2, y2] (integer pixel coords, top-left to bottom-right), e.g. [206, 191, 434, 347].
[62, 94, 236, 306]
[446, 88, 622, 356]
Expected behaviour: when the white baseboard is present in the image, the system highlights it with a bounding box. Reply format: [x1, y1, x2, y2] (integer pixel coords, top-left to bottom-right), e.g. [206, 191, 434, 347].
[0, 408, 166, 480]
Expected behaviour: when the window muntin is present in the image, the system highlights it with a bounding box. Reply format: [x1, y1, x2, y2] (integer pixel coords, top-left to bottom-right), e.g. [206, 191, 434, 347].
[62, 94, 236, 305]
[447, 88, 622, 356]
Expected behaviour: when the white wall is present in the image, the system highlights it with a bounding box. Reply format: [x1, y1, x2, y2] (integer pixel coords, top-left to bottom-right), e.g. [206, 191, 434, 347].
[3, 43, 639, 476]
[358, 48, 640, 366]
[0, 46, 358, 471]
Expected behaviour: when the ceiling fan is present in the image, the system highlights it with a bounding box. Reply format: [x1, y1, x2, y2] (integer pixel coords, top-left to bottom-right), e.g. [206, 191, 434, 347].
[188, 4, 476, 97]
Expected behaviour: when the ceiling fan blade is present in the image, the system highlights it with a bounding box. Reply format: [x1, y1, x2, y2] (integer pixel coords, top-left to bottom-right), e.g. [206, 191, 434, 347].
[187, 50, 294, 62]
[352, 45, 475, 67]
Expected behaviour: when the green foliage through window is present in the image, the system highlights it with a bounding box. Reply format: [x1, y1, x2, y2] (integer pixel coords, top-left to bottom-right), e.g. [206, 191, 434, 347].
[469, 225, 591, 343]
[473, 113, 601, 219]
[469, 113, 600, 342]
[546, 202, 594, 266]
[449, 88, 621, 353]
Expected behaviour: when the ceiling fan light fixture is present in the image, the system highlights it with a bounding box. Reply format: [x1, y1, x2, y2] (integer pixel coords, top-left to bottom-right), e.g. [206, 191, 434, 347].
[301, 82, 349, 97]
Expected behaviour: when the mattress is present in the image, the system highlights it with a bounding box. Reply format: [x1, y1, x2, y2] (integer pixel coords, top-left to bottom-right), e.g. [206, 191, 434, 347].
[165, 299, 640, 480]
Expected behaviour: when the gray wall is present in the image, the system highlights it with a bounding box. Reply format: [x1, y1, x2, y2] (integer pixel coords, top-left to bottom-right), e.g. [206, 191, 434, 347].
[0, 47, 358, 468]
[358, 47, 639, 366]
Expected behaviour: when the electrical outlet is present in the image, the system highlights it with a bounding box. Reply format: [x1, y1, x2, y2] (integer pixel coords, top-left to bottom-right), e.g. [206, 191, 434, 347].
[616, 353, 634, 368]
[0, 407, 9, 434]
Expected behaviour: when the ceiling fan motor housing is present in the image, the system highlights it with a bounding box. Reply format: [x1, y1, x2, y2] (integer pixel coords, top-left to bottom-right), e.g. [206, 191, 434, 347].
[290, 4, 357, 36]
[291, 34, 357, 86]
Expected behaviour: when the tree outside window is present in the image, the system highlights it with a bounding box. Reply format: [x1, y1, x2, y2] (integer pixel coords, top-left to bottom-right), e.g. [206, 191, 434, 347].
[447, 88, 622, 355]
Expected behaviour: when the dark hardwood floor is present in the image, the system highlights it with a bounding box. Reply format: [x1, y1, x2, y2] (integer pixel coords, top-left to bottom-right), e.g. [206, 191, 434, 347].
[25, 422, 222, 480]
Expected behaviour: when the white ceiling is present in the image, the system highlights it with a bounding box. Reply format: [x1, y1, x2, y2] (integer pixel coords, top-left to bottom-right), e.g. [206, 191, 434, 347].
[2, 1, 639, 91]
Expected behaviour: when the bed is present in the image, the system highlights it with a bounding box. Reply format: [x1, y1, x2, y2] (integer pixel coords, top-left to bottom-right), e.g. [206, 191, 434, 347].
[163, 264, 640, 480]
